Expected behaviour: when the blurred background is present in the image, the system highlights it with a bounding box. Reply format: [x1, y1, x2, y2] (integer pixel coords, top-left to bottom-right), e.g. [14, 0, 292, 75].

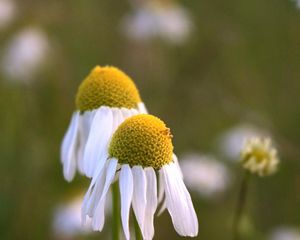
[1, 0, 300, 239]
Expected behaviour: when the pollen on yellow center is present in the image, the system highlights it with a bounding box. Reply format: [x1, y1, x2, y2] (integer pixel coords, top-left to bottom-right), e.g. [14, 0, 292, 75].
[75, 66, 142, 112]
[108, 114, 174, 170]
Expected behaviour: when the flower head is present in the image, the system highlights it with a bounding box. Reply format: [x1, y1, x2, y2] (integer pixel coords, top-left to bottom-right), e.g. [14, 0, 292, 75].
[240, 137, 279, 176]
[82, 114, 198, 239]
[109, 114, 173, 169]
[76, 66, 141, 112]
[61, 66, 146, 181]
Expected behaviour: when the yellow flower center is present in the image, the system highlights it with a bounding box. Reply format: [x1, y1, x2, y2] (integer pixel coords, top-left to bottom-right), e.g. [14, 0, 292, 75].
[75, 66, 142, 112]
[108, 114, 174, 170]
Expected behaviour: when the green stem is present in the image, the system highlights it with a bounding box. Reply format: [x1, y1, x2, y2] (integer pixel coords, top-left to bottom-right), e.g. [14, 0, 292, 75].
[112, 182, 120, 240]
[133, 214, 143, 240]
[233, 172, 250, 240]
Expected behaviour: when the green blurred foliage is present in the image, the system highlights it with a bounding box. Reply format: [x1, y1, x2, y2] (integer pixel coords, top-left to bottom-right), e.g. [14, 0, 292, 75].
[0, 0, 300, 239]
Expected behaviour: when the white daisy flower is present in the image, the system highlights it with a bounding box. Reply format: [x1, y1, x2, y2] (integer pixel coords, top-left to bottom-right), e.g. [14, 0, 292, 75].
[240, 137, 279, 177]
[61, 66, 147, 182]
[1, 27, 50, 82]
[180, 153, 230, 198]
[53, 195, 92, 237]
[0, 0, 16, 30]
[294, 0, 300, 9]
[122, 1, 192, 45]
[82, 114, 198, 239]
[269, 226, 300, 240]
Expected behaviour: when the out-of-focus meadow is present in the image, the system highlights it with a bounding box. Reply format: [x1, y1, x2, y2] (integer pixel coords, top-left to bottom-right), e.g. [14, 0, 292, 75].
[1, 0, 300, 239]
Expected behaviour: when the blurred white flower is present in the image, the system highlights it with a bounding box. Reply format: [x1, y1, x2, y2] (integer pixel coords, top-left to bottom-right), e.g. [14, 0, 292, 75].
[180, 153, 230, 198]
[294, 0, 300, 9]
[1, 27, 50, 83]
[53, 192, 113, 238]
[122, 1, 192, 45]
[218, 123, 268, 161]
[53, 196, 92, 238]
[269, 226, 300, 240]
[0, 0, 16, 30]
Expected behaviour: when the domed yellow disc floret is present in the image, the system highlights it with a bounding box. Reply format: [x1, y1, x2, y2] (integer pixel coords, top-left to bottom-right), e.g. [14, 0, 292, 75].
[109, 114, 174, 170]
[76, 66, 142, 112]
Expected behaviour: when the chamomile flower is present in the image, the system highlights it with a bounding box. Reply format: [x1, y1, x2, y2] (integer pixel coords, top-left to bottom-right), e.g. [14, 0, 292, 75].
[53, 195, 92, 237]
[61, 66, 147, 181]
[122, 0, 192, 45]
[0, 0, 16, 30]
[1, 27, 50, 82]
[82, 114, 198, 239]
[294, 0, 300, 9]
[240, 137, 279, 177]
[270, 226, 300, 240]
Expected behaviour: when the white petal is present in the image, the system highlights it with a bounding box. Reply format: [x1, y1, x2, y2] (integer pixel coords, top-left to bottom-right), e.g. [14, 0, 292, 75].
[77, 111, 95, 174]
[158, 170, 164, 204]
[143, 167, 157, 240]
[132, 166, 147, 235]
[92, 159, 118, 231]
[161, 163, 198, 237]
[60, 112, 80, 181]
[173, 154, 183, 179]
[119, 165, 133, 240]
[137, 102, 148, 113]
[130, 108, 139, 116]
[121, 108, 133, 119]
[83, 107, 113, 178]
[112, 108, 123, 131]
[82, 164, 106, 225]
[157, 171, 166, 216]
[157, 199, 166, 216]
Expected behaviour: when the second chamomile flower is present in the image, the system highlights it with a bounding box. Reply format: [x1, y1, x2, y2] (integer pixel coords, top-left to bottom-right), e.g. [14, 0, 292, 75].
[82, 114, 198, 240]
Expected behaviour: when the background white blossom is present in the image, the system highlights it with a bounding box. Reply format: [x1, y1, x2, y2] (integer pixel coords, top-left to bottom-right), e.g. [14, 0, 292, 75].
[1, 27, 50, 83]
[180, 153, 230, 198]
[0, 0, 16, 30]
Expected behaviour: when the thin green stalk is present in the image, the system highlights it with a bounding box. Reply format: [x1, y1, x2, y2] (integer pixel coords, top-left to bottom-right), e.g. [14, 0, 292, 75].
[112, 182, 120, 240]
[233, 172, 250, 240]
[133, 214, 142, 240]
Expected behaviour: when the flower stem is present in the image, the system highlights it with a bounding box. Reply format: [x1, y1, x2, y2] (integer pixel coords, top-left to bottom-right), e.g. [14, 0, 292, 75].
[133, 214, 143, 240]
[112, 182, 120, 240]
[233, 172, 250, 240]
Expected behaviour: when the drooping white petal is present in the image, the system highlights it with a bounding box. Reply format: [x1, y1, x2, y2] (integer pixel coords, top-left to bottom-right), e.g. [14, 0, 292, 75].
[173, 154, 183, 179]
[161, 163, 198, 237]
[61, 111, 80, 182]
[132, 166, 147, 235]
[77, 111, 96, 174]
[137, 102, 148, 113]
[92, 159, 118, 231]
[143, 167, 157, 240]
[157, 199, 167, 216]
[81, 163, 106, 225]
[158, 170, 164, 204]
[157, 171, 166, 216]
[83, 107, 113, 178]
[119, 165, 133, 240]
